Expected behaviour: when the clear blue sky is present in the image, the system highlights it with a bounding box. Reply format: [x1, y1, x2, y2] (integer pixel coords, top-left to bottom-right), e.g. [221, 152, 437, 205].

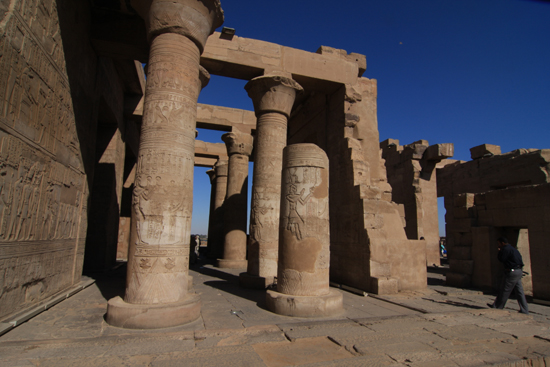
[191, 0, 550, 235]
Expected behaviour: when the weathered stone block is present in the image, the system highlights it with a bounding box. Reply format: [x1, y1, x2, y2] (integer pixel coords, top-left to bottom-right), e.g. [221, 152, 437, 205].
[370, 277, 398, 295]
[425, 143, 454, 161]
[454, 193, 475, 208]
[449, 259, 474, 275]
[449, 246, 471, 260]
[451, 218, 475, 233]
[470, 144, 501, 159]
[446, 272, 472, 288]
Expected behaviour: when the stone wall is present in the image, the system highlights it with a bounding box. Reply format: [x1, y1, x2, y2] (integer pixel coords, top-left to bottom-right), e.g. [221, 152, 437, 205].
[382, 139, 453, 266]
[0, 0, 88, 319]
[0, 0, 131, 320]
[438, 147, 550, 300]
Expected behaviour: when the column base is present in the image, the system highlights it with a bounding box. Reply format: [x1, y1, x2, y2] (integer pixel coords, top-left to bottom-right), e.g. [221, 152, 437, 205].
[217, 259, 248, 269]
[266, 289, 344, 317]
[239, 272, 274, 289]
[106, 293, 201, 329]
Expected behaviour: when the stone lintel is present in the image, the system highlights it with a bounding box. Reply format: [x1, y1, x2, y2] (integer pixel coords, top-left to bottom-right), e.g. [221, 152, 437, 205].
[201, 32, 363, 89]
[196, 104, 256, 133]
[195, 140, 227, 158]
[425, 143, 454, 161]
[470, 144, 501, 160]
[195, 156, 218, 167]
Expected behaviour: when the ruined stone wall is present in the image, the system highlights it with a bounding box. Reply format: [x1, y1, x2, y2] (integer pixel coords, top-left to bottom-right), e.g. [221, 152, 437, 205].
[382, 140, 453, 266]
[438, 148, 550, 299]
[287, 76, 426, 294]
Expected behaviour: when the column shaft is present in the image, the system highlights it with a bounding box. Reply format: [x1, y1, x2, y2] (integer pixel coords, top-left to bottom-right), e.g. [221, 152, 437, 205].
[207, 160, 227, 259]
[125, 33, 200, 304]
[248, 112, 288, 277]
[218, 132, 253, 268]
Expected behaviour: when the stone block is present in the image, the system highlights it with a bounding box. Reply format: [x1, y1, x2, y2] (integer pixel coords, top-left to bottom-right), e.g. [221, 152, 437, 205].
[370, 277, 398, 295]
[380, 138, 400, 150]
[474, 193, 487, 206]
[446, 272, 472, 288]
[470, 144, 501, 159]
[449, 246, 471, 260]
[454, 193, 475, 208]
[449, 259, 474, 275]
[453, 207, 472, 219]
[425, 143, 454, 161]
[451, 218, 475, 233]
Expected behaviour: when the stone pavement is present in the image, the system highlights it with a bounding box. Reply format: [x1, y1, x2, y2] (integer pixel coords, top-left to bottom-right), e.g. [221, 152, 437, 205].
[1, 260, 550, 367]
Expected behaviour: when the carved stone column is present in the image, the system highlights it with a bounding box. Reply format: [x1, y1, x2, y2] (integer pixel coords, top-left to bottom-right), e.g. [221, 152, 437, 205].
[239, 74, 303, 288]
[266, 144, 343, 317]
[207, 159, 228, 259]
[205, 168, 216, 257]
[106, 0, 223, 329]
[218, 132, 253, 269]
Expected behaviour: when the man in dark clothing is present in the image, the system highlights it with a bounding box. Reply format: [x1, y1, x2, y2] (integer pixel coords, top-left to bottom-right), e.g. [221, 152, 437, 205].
[488, 237, 529, 314]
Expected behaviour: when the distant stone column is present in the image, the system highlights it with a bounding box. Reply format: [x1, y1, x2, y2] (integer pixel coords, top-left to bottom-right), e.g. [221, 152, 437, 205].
[218, 132, 253, 269]
[106, 0, 223, 329]
[207, 159, 228, 259]
[205, 168, 216, 256]
[239, 74, 303, 288]
[266, 144, 343, 317]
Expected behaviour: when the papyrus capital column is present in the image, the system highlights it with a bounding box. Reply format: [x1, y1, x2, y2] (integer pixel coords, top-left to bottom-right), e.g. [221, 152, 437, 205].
[266, 144, 343, 317]
[239, 74, 303, 289]
[218, 132, 253, 269]
[106, 0, 223, 329]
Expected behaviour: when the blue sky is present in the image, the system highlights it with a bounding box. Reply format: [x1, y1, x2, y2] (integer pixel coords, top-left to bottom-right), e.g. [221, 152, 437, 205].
[191, 0, 550, 235]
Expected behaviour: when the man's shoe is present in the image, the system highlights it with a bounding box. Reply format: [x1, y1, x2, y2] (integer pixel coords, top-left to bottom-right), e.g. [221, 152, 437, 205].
[487, 303, 495, 308]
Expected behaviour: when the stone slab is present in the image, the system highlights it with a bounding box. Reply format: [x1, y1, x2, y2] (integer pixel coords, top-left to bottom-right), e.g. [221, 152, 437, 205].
[253, 336, 353, 367]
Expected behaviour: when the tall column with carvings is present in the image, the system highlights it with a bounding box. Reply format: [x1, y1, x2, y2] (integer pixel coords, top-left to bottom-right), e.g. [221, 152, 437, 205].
[218, 132, 253, 269]
[266, 144, 343, 317]
[239, 74, 303, 288]
[207, 158, 228, 259]
[106, 0, 223, 329]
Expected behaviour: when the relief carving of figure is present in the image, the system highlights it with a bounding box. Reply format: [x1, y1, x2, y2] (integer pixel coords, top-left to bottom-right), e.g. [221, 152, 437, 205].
[250, 192, 270, 241]
[285, 184, 314, 241]
[152, 103, 185, 126]
[133, 175, 149, 244]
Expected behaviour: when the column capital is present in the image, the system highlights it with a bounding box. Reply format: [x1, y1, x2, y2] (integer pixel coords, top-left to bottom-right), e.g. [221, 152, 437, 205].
[206, 169, 215, 183]
[146, 0, 224, 52]
[222, 132, 253, 157]
[245, 75, 303, 118]
[215, 159, 228, 176]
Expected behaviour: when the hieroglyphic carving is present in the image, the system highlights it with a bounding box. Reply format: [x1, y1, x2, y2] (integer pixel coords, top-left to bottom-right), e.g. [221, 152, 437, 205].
[0, 0, 78, 160]
[0, 134, 85, 242]
[0, 0, 88, 320]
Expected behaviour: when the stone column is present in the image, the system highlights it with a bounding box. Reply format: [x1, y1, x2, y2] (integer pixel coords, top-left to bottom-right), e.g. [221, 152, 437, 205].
[205, 168, 216, 256]
[218, 132, 253, 269]
[207, 159, 228, 259]
[106, 0, 223, 329]
[266, 144, 343, 317]
[239, 74, 303, 288]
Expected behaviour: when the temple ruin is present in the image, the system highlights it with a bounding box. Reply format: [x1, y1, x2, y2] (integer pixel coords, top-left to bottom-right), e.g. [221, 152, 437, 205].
[1, 0, 548, 329]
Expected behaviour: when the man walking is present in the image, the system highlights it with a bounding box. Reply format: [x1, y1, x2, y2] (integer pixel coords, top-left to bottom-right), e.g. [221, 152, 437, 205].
[488, 237, 529, 314]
